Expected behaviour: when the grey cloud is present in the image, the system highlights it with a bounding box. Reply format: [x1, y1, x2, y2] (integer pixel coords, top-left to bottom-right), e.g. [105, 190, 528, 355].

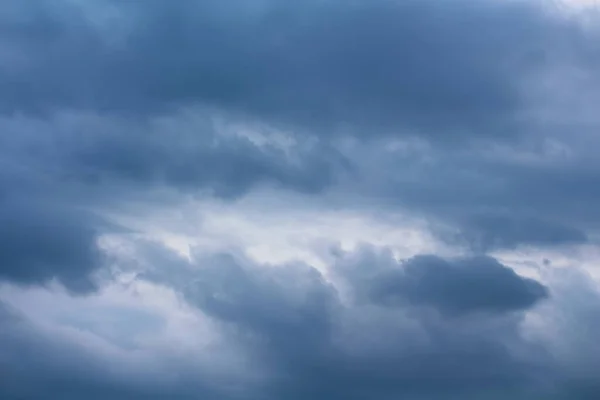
[165, 247, 555, 399]
[182, 254, 336, 366]
[349, 136, 600, 252]
[0, 198, 101, 293]
[336, 247, 548, 315]
[0, 109, 342, 290]
[0, 302, 225, 400]
[375, 255, 548, 315]
[0, 0, 583, 141]
[5, 244, 600, 399]
[537, 269, 600, 399]
[0, 163, 104, 293]
[2, 0, 598, 276]
[66, 120, 338, 199]
[448, 213, 589, 252]
[0, 133, 110, 292]
[0, 111, 342, 198]
[2, 0, 600, 398]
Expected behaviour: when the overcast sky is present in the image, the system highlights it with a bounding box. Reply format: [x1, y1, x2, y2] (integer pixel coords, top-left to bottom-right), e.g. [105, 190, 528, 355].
[2, 0, 600, 399]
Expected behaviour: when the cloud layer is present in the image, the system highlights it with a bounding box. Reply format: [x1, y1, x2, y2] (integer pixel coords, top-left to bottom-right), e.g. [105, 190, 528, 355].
[2, 0, 600, 399]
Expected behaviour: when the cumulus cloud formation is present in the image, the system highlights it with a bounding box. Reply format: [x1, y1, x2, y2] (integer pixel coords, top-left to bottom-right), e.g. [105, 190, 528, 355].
[337, 249, 549, 315]
[2, 0, 600, 399]
[178, 250, 552, 400]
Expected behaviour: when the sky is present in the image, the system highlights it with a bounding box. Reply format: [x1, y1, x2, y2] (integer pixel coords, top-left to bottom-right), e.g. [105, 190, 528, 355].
[1, 0, 600, 399]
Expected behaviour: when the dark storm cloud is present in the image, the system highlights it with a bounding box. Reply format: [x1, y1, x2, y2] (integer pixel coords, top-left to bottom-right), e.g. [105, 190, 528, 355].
[181, 253, 337, 368]
[2, 0, 598, 256]
[168, 247, 554, 399]
[349, 135, 600, 251]
[0, 196, 102, 293]
[0, 108, 342, 290]
[0, 154, 105, 292]
[0, 111, 342, 198]
[1, 0, 600, 398]
[336, 249, 549, 315]
[0, 0, 580, 140]
[64, 118, 339, 198]
[387, 255, 548, 314]
[449, 213, 589, 252]
[5, 244, 600, 399]
[1, 0, 599, 253]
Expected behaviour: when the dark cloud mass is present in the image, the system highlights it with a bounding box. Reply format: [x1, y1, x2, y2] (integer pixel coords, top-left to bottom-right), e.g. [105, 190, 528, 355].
[1, 0, 600, 399]
[0, 247, 562, 399]
[0, 158, 104, 292]
[0, 197, 102, 293]
[0, 107, 342, 288]
[183, 251, 544, 400]
[351, 135, 600, 250]
[0, 0, 581, 139]
[337, 250, 549, 315]
[64, 117, 339, 198]
[452, 213, 589, 252]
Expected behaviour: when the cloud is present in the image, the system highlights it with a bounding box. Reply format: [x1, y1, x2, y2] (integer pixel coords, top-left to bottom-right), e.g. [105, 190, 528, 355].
[440, 213, 589, 252]
[0, 287, 254, 400]
[348, 135, 600, 251]
[0, 0, 588, 141]
[2, 0, 599, 252]
[158, 247, 554, 399]
[0, 111, 342, 198]
[2, 242, 600, 399]
[0, 196, 102, 293]
[1, 0, 600, 399]
[0, 155, 106, 292]
[336, 249, 549, 315]
[0, 109, 342, 291]
[0, 302, 209, 400]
